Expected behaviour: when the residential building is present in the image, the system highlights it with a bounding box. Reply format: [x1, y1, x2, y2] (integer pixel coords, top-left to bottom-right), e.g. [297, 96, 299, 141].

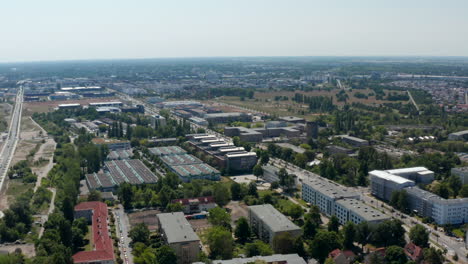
[334, 199, 391, 225]
[193, 254, 308, 264]
[248, 204, 302, 245]
[150, 114, 167, 128]
[157, 212, 200, 264]
[405, 186, 468, 225]
[72, 202, 114, 264]
[328, 249, 356, 264]
[369, 170, 415, 201]
[302, 175, 360, 216]
[171, 196, 216, 214]
[451, 167, 468, 185]
[404, 243, 424, 263]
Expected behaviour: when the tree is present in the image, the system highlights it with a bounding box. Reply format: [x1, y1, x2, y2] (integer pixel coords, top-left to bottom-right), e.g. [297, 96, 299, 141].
[213, 184, 231, 207]
[246, 183, 258, 198]
[166, 202, 183, 212]
[303, 219, 318, 239]
[433, 183, 450, 199]
[253, 164, 263, 181]
[423, 247, 445, 264]
[206, 226, 233, 259]
[385, 246, 407, 264]
[409, 224, 429, 247]
[118, 183, 133, 209]
[309, 230, 342, 263]
[208, 207, 231, 230]
[129, 223, 150, 245]
[244, 240, 273, 257]
[61, 197, 75, 223]
[305, 205, 322, 225]
[287, 204, 304, 221]
[342, 221, 356, 249]
[234, 217, 251, 243]
[371, 219, 405, 247]
[328, 215, 340, 232]
[87, 190, 101, 201]
[460, 184, 468, 197]
[230, 182, 242, 200]
[447, 175, 462, 196]
[272, 232, 295, 254]
[356, 221, 371, 248]
[155, 245, 177, 264]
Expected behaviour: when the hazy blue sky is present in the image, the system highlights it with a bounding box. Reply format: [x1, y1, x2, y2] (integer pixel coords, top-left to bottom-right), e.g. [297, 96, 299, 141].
[1, 0, 468, 62]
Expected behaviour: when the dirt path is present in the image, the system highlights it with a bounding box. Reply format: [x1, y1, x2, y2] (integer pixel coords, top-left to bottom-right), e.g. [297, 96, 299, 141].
[38, 187, 56, 238]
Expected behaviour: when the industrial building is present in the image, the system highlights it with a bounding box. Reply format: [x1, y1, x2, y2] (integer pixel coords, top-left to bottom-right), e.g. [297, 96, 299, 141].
[248, 204, 302, 245]
[448, 130, 468, 141]
[92, 138, 131, 150]
[160, 100, 202, 108]
[189, 116, 208, 126]
[302, 175, 360, 216]
[160, 154, 203, 167]
[170, 163, 220, 182]
[58, 103, 81, 109]
[106, 149, 133, 160]
[85, 159, 158, 192]
[340, 135, 369, 147]
[61, 86, 103, 92]
[279, 116, 305, 124]
[149, 146, 187, 156]
[335, 199, 391, 225]
[193, 254, 308, 264]
[171, 196, 217, 214]
[88, 101, 123, 108]
[157, 212, 200, 264]
[72, 202, 114, 264]
[204, 112, 251, 124]
[224, 125, 302, 142]
[405, 187, 468, 225]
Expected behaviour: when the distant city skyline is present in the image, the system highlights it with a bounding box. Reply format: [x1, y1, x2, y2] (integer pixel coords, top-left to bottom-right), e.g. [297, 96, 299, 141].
[1, 0, 468, 62]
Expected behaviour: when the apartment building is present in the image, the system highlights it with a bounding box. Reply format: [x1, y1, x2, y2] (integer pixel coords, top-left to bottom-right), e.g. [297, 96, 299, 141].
[369, 170, 415, 201]
[451, 167, 468, 185]
[335, 199, 391, 225]
[248, 204, 302, 245]
[157, 212, 201, 264]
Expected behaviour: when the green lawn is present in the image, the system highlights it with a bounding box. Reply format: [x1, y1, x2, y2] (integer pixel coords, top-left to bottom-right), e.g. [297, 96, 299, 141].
[452, 228, 465, 238]
[83, 225, 93, 251]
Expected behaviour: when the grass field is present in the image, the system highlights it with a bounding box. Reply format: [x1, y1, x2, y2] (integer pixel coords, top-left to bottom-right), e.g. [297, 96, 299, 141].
[83, 225, 93, 251]
[6, 180, 34, 204]
[213, 88, 408, 119]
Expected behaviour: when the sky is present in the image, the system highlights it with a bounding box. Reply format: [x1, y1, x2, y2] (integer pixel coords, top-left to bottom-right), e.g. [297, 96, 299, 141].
[1, 0, 468, 62]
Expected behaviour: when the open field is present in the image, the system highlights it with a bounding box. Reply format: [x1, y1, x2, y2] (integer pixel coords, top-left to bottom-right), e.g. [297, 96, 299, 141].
[128, 209, 161, 231]
[209, 89, 408, 119]
[23, 97, 119, 114]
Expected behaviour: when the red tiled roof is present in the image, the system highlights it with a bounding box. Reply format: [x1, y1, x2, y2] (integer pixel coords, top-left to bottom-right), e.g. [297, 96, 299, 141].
[329, 249, 356, 259]
[172, 196, 215, 206]
[73, 202, 114, 263]
[404, 243, 423, 261]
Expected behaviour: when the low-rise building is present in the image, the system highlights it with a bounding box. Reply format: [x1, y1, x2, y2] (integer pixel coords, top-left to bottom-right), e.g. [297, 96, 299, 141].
[226, 151, 258, 172]
[279, 116, 305, 124]
[385, 167, 434, 184]
[448, 130, 468, 141]
[204, 112, 251, 124]
[149, 146, 187, 156]
[72, 202, 114, 264]
[92, 138, 131, 150]
[157, 212, 200, 264]
[150, 115, 166, 128]
[248, 204, 302, 245]
[171, 196, 216, 214]
[189, 116, 208, 126]
[170, 163, 220, 182]
[340, 135, 369, 147]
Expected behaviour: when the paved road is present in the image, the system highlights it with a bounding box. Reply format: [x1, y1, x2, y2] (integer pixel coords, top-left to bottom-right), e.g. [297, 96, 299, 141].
[114, 205, 133, 264]
[0, 86, 23, 194]
[407, 90, 420, 111]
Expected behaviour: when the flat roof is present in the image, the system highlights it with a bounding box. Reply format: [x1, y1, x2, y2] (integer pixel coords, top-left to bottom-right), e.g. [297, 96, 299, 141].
[161, 154, 203, 166]
[225, 152, 257, 158]
[450, 130, 468, 136]
[386, 167, 431, 175]
[341, 135, 368, 143]
[107, 149, 133, 160]
[149, 146, 186, 156]
[205, 112, 247, 118]
[248, 204, 301, 233]
[157, 212, 200, 244]
[194, 254, 307, 264]
[89, 101, 122, 105]
[369, 170, 414, 185]
[303, 175, 360, 199]
[336, 199, 391, 222]
[171, 163, 220, 178]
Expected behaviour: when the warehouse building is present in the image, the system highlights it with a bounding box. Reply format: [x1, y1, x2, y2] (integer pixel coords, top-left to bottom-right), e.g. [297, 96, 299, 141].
[106, 149, 133, 160]
[170, 163, 220, 182]
[302, 175, 360, 216]
[160, 154, 203, 167]
[340, 135, 369, 147]
[85, 160, 158, 192]
[157, 212, 200, 264]
[448, 130, 468, 141]
[335, 199, 391, 225]
[149, 146, 187, 156]
[248, 204, 302, 245]
[204, 112, 251, 124]
[88, 101, 123, 108]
